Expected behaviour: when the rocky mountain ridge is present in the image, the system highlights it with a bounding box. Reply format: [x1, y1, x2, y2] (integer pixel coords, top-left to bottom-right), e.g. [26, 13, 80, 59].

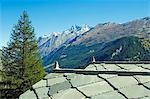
[38, 24, 91, 57]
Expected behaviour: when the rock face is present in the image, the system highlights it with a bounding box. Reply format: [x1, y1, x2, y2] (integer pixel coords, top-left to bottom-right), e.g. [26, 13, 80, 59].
[38, 24, 91, 57]
[19, 62, 150, 99]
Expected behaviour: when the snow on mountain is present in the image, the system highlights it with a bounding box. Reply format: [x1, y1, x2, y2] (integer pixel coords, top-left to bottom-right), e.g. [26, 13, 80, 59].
[38, 24, 91, 57]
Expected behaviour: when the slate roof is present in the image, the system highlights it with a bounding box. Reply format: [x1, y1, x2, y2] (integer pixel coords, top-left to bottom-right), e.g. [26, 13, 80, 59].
[19, 62, 150, 99]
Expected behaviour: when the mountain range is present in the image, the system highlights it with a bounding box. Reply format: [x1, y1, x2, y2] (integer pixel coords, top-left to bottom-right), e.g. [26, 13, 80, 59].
[38, 24, 91, 57]
[38, 17, 150, 72]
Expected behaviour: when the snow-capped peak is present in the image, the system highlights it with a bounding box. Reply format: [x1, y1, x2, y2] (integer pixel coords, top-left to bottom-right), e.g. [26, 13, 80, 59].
[51, 32, 60, 36]
[71, 25, 81, 31]
[81, 24, 91, 33]
[38, 24, 92, 57]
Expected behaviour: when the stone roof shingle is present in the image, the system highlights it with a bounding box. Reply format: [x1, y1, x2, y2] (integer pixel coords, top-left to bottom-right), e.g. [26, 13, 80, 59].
[20, 63, 150, 99]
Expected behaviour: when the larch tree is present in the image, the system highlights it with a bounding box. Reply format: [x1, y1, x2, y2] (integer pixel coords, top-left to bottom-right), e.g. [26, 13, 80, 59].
[1, 11, 45, 98]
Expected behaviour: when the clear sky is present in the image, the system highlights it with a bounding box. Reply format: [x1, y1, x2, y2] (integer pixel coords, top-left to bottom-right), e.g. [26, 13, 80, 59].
[0, 0, 150, 48]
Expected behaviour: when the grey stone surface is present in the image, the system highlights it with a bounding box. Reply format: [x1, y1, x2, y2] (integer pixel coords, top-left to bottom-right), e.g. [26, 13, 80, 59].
[134, 76, 150, 83]
[44, 73, 64, 79]
[107, 76, 138, 89]
[70, 74, 102, 87]
[91, 91, 125, 99]
[116, 64, 138, 70]
[98, 74, 117, 79]
[119, 85, 150, 98]
[141, 97, 150, 99]
[52, 88, 85, 99]
[33, 80, 47, 89]
[128, 66, 147, 71]
[35, 87, 49, 99]
[48, 81, 71, 95]
[143, 81, 150, 88]
[94, 64, 106, 70]
[139, 64, 150, 69]
[102, 64, 120, 71]
[77, 81, 114, 97]
[47, 76, 67, 86]
[85, 64, 96, 70]
[19, 90, 37, 99]
[19, 63, 150, 99]
[65, 73, 78, 80]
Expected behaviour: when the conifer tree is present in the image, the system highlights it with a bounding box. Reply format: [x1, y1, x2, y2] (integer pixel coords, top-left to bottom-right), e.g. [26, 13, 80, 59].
[1, 11, 45, 98]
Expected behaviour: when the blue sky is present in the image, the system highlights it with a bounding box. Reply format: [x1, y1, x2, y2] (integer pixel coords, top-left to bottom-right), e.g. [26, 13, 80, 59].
[0, 0, 150, 48]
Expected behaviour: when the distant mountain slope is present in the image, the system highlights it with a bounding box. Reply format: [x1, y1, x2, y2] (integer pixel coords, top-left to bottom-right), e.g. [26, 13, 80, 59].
[73, 17, 150, 46]
[39, 17, 150, 71]
[95, 36, 150, 61]
[38, 24, 91, 57]
[43, 36, 150, 71]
